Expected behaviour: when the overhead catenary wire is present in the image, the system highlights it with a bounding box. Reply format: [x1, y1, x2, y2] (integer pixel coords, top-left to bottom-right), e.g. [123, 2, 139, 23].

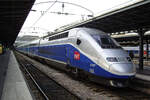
[22, 0, 95, 37]
[30, 0, 58, 28]
[22, 0, 57, 38]
[34, 1, 94, 16]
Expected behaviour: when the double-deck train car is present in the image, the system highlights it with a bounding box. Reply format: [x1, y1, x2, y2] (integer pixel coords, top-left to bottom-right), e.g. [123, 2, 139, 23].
[123, 46, 150, 59]
[17, 28, 136, 87]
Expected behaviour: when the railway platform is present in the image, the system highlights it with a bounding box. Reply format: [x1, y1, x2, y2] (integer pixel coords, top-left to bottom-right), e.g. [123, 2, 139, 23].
[0, 50, 33, 100]
[136, 65, 150, 82]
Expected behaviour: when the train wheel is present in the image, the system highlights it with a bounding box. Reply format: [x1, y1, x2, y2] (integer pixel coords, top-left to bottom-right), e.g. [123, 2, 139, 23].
[71, 67, 82, 79]
[66, 59, 72, 73]
[66, 64, 72, 73]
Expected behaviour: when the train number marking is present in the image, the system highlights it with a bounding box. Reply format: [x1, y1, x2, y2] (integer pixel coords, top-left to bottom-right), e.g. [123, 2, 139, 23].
[90, 64, 96, 67]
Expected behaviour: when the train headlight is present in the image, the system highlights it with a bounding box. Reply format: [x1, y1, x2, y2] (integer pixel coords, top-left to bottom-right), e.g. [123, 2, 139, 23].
[106, 57, 118, 62]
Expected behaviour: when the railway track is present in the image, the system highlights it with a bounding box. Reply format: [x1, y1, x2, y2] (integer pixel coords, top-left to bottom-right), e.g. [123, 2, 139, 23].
[15, 51, 150, 100]
[15, 53, 80, 100]
[81, 80, 150, 100]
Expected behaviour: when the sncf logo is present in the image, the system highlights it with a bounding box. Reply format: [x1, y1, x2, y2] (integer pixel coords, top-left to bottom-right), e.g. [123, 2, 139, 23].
[74, 51, 80, 60]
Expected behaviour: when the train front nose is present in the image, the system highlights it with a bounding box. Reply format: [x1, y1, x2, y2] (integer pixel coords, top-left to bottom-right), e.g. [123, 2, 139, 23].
[109, 63, 136, 75]
[108, 63, 136, 87]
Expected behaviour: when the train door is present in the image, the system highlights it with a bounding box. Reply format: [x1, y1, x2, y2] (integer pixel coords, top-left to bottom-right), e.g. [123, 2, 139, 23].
[66, 47, 70, 65]
[38, 38, 42, 56]
[66, 29, 79, 66]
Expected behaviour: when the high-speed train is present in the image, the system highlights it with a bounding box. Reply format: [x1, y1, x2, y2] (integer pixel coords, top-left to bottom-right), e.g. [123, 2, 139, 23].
[17, 27, 136, 87]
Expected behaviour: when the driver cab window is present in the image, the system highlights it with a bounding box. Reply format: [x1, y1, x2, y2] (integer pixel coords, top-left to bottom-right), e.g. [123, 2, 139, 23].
[91, 34, 121, 49]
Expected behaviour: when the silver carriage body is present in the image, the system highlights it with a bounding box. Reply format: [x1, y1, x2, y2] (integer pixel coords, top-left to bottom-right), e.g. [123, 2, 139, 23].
[17, 27, 136, 79]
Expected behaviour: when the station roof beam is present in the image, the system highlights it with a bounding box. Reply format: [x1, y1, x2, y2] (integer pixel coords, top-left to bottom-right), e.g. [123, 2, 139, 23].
[0, 0, 35, 47]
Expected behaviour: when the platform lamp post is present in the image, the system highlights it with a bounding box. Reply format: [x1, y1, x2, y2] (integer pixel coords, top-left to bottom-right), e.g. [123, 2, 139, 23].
[146, 36, 149, 61]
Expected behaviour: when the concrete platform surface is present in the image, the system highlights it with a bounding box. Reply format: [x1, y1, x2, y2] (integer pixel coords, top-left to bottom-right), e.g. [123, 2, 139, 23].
[136, 65, 150, 81]
[0, 51, 10, 99]
[1, 51, 33, 100]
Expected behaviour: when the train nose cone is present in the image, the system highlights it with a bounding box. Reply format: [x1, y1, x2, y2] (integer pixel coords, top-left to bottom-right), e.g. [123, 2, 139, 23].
[110, 63, 135, 74]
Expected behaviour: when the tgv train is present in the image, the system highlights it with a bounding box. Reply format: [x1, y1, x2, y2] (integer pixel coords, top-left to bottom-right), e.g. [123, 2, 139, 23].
[17, 28, 136, 87]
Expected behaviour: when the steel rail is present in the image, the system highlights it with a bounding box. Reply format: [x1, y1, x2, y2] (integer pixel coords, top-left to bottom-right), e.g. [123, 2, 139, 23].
[20, 62, 50, 100]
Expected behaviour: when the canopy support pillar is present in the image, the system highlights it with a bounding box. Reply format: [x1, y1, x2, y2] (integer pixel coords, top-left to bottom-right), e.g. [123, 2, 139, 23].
[138, 28, 145, 70]
[146, 37, 149, 61]
[138, 28, 147, 70]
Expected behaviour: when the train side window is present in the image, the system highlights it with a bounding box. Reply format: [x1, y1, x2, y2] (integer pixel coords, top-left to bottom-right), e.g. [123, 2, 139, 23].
[76, 39, 81, 45]
[49, 37, 51, 41]
[48, 32, 68, 41]
[52, 36, 55, 40]
[64, 32, 68, 37]
[53, 36, 55, 40]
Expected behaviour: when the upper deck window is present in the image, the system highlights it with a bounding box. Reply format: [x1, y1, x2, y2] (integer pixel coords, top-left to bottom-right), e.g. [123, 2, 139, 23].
[49, 32, 68, 41]
[91, 34, 121, 49]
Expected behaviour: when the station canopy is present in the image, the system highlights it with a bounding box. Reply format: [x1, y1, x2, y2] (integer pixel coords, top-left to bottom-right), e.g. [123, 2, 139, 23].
[112, 32, 150, 43]
[1, 0, 150, 47]
[0, 0, 35, 47]
[58, 0, 150, 35]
